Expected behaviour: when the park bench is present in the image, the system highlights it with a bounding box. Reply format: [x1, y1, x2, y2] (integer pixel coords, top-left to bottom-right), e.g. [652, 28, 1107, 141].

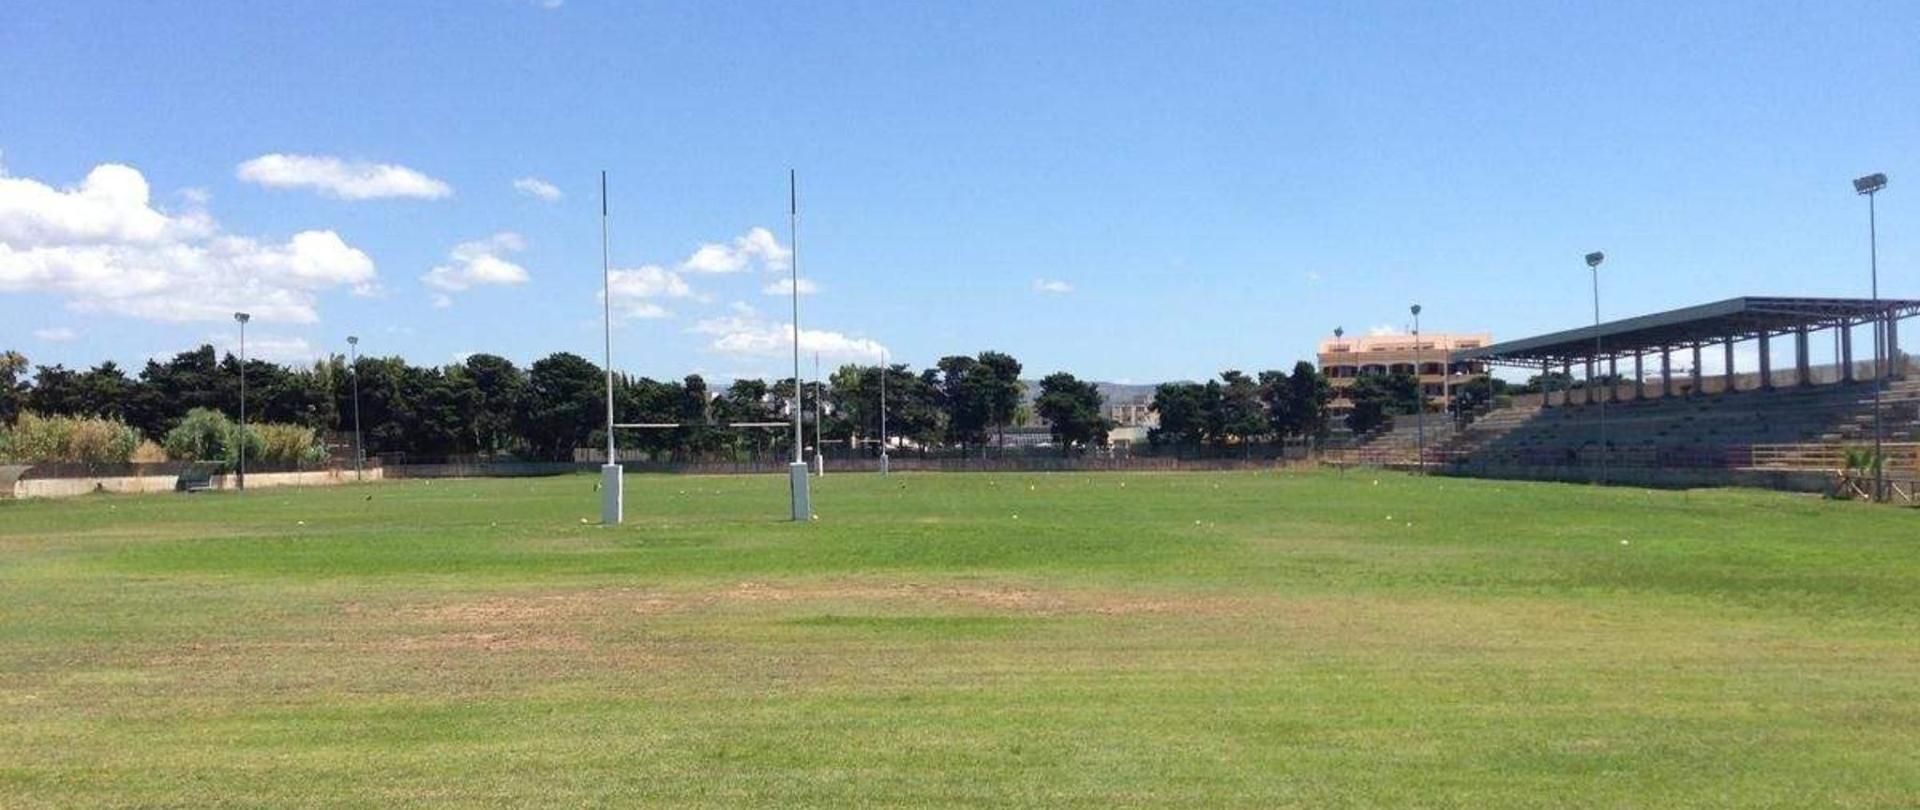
[175, 464, 219, 493]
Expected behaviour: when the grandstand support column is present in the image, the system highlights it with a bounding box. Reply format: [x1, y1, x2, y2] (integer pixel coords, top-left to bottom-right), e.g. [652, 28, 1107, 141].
[1841, 324, 1856, 382]
[1719, 342, 1732, 394]
[1634, 353, 1645, 399]
[1660, 349, 1672, 398]
[1584, 359, 1595, 405]
[1794, 327, 1811, 387]
[1542, 360, 1554, 408]
[1651, 347, 1666, 399]
[1562, 361, 1573, 406]
[1758, 332, 1774, 390]
[1608, 356, 1619, 402]
[1692, 343, 1705, 396]
[1888, 315, 1902, 378]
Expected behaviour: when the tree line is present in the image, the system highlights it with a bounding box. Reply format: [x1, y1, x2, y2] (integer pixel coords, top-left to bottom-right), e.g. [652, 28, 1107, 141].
[0, 346, 1115, 461]
[4, 345, 1495, 463]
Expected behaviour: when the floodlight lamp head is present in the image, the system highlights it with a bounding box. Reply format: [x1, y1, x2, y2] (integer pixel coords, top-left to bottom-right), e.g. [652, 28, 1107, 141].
[1334, 326, 1344, 338]
[1854, 173, 1888, 195]
[1585, 251, 1605, 268]
[234, 312, 250, 324]
[1410, 304, 1421, 317]
[347, 335, 358, 345]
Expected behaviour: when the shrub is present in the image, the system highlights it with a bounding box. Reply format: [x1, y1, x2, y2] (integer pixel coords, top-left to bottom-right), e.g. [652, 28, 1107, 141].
[0, 412, 143, 463]
[163, 409, 325, 467]
[255, 423, 329, 465]
[163, 408, 237, 463]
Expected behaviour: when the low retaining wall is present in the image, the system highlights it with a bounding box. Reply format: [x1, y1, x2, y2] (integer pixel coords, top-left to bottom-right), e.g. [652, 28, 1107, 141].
[10, 467, 382, 499]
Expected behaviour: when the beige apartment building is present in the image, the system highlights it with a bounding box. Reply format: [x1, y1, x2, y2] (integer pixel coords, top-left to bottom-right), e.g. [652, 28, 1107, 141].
[1317, 331, 1493, 415]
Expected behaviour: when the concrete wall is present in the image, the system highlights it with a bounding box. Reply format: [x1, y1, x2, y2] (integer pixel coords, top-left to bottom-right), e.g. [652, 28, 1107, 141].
[11, 467, 381, 499]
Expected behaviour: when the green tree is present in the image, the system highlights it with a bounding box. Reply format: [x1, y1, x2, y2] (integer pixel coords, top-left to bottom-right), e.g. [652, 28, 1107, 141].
[76, 362, 133, 420]
[975, 351, 1025, 448]
[26, 365, 85, 416]
[1344, 371, 1420, 435]
[521, 353, 602, 459]
[461, 354, 528, 454]
[128, 346, 225, 439]
[0, 351, 28, 425]
[1218, 370, 1267, 447]
[933, 355, 990, 447]
[1034, 372, 1110, 454]
[1267, 361, 1332, 441]
[1149, 382, 1207, 447]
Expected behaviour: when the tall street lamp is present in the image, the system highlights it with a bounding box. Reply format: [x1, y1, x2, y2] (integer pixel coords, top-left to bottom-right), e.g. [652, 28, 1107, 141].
[1585, 251, 1607, 485]
[347, 335, 364, 482]
[233, 312, 250, 493]
[1855, 172, 1889, 500]
[1411, 304, 1423, 472]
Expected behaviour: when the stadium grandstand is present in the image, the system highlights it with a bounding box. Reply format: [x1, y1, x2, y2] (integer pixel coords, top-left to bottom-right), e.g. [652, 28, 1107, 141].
[1342, 296, 1920, 496]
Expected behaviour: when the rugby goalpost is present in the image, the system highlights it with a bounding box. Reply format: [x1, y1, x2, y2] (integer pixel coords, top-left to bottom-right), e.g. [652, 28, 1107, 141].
[597, 170, 816, 525]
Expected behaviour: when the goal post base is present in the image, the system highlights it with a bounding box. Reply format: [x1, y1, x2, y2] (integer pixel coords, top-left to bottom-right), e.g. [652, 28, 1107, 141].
[600, 464, 623, 525]
[789, 462, 811, 522]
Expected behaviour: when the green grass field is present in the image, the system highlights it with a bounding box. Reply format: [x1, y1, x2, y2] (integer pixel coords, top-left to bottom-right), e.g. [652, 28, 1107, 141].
[2, 470, 1916, 807]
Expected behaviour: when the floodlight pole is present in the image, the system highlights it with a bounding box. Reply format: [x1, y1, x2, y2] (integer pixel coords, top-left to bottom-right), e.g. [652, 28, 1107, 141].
[1856, 173, 1889, 501]
[813, 351, 825, 477]
[234, 312, 249, 492]
[788, 170, 811, 521]
[347, 335, 363, 482]
[600, 171, 623, 524]
[1411, 304, 1423, 473]
[1587, 251, 1606, 486]
[879, 347, 889, 475]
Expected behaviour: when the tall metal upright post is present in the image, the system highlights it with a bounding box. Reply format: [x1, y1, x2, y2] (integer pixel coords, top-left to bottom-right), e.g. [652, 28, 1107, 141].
[347, 335, 363, 482]
[788, 170, 811, 520]
[1411, 304, 1423, 473]
[813, 352, 825, 477]
[1586, 251, 1607, 485]
[599, 171, 623, 524]
[234, 312, 249, 492]
[1855, 172, 1889, 501]
[879, 347, 889, 475]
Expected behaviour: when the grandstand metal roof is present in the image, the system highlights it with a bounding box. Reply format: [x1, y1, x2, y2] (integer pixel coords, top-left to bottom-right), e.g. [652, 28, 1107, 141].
[1453, 296, 1920, 366]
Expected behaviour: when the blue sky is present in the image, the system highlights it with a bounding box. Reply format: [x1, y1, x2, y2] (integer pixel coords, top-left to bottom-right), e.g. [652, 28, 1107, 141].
[2, 1, 1916, 383]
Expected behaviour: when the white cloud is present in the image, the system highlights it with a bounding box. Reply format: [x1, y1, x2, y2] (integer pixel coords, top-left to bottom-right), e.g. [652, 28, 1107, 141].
[680, 227, 790, 274]
[422, 233, 532, 302]
[618, 301, 670, 320]
[0, 161, 378, 323]
[1033, 278, 1074, 294]
[605, 263, 695, 321]
[762, 277, 819, 296]
[532, 0, 563, 8]
[1369, 325, 1402, 336]
[513, 176, 563, 202]
[236, 153, 452, 200]
[32, 326, 76, 342]
[1304, 271, 1322, 284]
[691, 303, 886, 361]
